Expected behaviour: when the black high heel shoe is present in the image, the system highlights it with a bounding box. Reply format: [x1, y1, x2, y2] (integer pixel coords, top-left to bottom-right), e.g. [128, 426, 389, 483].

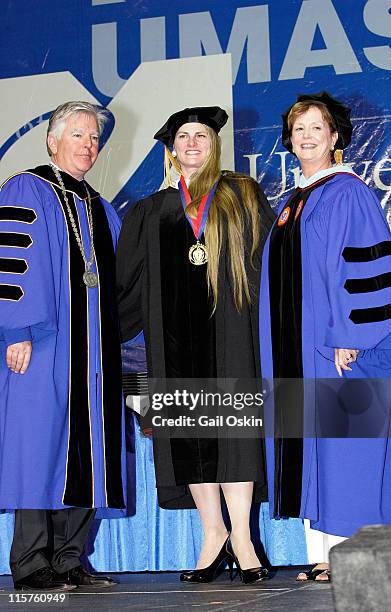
[180, 536, 233, 583]
[226, 539, 269, 584]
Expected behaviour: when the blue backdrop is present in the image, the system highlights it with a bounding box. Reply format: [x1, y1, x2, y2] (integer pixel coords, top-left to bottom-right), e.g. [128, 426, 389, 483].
[1, 0, 390, 573]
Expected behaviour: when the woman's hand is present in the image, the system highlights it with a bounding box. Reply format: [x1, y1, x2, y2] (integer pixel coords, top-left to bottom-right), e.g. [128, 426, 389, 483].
[334, 348, 359, 377]
[6, 341, 32, 374]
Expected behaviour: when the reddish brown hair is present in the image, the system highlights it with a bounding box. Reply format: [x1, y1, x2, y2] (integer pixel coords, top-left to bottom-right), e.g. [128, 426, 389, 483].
[287, 100, 337, 134]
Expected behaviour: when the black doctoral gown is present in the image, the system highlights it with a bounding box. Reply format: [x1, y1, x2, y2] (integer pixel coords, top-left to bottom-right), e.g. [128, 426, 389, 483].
[117, 176, 275, 508]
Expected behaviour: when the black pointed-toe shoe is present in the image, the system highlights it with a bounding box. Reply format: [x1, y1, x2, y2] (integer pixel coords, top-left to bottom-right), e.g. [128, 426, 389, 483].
[58, 565, 117, 588]
[14, 567, 77, 592]
[226, 540, 269, 584]
[180, 536, 233, 583]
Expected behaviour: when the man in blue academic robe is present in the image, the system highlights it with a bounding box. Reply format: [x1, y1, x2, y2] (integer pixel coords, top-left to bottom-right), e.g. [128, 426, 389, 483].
[0, 102, 125, 590]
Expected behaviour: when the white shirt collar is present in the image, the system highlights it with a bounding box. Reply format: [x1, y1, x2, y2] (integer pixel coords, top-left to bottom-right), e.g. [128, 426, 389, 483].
[173, 176, 190, 189]
[298, 165, 358, 188]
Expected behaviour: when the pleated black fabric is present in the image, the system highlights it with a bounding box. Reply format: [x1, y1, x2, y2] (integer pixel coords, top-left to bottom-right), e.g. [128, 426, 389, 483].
[117, 179, 276, 508]
[160, 196, 218, 484]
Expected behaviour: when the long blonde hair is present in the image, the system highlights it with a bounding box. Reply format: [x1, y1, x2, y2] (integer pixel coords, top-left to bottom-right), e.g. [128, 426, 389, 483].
[164, 127, 261, 312]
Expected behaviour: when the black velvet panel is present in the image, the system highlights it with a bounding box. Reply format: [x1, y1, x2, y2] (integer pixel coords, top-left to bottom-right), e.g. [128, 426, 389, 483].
[344, 272, 391, 294]
[159, 192, 218, 484]
[0, 284, 23, 300]
[268, 175, 335, 518]
[269, 189, 304, 380]
[343, 240, 391, 262]
[0, 258, 27, 274]
[26, 166, 99, 201]
[350, 303, 391, 324]
[0, 233, 32, 248]
[51, 184, 93, 508]
[268, 189, 305, 518]
[92, 197, 124, 508]
[0, 207, 37, 223]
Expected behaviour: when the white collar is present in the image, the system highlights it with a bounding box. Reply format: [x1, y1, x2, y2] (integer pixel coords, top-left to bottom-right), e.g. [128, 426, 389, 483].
[173, 176, 190, 189]
[298, 165, 358, 188]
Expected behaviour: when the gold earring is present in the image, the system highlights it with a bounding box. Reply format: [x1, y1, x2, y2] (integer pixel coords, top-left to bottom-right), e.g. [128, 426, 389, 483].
[334, 149, 343, 165]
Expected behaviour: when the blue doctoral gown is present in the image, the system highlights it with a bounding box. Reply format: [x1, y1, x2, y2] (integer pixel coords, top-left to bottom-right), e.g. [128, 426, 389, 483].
[260, 169, 391, 537]
[0, 165, 125, 510]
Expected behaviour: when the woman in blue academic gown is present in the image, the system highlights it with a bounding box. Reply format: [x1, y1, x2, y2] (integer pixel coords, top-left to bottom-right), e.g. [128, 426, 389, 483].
[259, 92, 391, 581]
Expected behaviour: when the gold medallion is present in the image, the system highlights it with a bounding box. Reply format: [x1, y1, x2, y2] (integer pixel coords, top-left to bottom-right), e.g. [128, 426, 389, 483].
[189, 241, 208, 266]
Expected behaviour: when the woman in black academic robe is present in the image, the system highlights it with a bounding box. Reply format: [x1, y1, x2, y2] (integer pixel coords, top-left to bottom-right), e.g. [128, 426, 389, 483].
[117, 106, 275, 583]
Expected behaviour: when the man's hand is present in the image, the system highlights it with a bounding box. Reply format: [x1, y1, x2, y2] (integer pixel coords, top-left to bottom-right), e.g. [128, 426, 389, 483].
[6, 341, 32, 374]
[334, 348, 359, 377]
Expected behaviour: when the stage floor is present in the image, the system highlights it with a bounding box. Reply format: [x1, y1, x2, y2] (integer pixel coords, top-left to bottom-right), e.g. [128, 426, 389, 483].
[0, 568, 335, 611]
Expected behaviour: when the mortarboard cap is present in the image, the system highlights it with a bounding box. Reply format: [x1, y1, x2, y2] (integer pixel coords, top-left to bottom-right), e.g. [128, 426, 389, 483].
[154, 106, 229, 147]
[281, 91, 353, 153]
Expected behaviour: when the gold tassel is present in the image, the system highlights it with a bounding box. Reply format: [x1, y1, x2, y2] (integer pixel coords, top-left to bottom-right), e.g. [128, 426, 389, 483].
[334, 149, 343, 165]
